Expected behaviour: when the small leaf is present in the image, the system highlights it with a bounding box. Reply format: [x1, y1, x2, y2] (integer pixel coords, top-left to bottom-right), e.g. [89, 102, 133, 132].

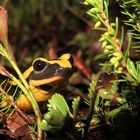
[94, 21, 101, 29]
[72, 96, 80, 120]
[88, 80, 96, 99]
[40, 93, 70, 132]
[39, 119, 49, 131]
[126, 59, 140, 84]
[127, 59, 138, 80]
[47, 93, 69, 117]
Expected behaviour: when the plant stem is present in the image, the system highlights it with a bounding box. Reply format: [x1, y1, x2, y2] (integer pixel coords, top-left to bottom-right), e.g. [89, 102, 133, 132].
[7, 57, 43, 140]
[83, 96, 95, 140]
[83, 77, 99, 140]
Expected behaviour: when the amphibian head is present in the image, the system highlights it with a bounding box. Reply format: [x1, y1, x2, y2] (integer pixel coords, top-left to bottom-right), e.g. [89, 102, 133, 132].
[17, 53, 74, 110]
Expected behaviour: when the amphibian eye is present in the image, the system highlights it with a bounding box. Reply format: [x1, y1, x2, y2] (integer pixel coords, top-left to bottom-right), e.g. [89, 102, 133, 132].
[33, 60, 48, 71]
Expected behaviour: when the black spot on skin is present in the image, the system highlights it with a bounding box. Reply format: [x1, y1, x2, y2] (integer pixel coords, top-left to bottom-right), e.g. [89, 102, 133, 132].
[38, 85, 53, 91]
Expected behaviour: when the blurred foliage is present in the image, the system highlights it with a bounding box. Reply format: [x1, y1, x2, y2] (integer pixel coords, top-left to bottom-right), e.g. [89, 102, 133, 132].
[0, 0, 140, 139]
[0, 0, 94, 68]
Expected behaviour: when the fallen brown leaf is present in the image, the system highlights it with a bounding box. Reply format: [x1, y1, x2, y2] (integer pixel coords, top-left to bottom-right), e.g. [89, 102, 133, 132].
[6, 111, 35, 139]
[0, 129, 15, 138]
[0, 65, 13, 78]
[72, 54, 92, 80]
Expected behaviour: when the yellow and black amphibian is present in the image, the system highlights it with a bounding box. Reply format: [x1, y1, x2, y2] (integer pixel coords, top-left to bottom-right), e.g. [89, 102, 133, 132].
[12, 53, 73, 110]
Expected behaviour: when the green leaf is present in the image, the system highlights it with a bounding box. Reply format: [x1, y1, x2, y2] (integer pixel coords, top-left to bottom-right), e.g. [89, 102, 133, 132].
[88, 80, 96, 99]
[39, 93, 70, 132]
[126, 59, 140, 84]
[47, 93, 69, 117]
[0, 44, 7, 57]
[72, 96, 80, 120]
[39, 119, 49, 130]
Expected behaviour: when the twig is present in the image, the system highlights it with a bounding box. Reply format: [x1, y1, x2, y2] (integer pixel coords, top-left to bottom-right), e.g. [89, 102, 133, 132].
[83, 77, 99, 140]
[0, 43, 43, 140]
[0, 87, 35, 125]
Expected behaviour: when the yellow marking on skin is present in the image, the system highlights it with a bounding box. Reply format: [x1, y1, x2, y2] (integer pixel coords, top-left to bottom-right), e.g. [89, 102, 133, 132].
[23, 66, 33, 79]
[58, 53, 71, 59]
[33, 54, 72, 68]
[16, 94, 32, 110]
[30, 85, 52, 101]
[29, 76, 63, 86]
[17, 86, 52, 110]
[0, 100, 9, 108]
